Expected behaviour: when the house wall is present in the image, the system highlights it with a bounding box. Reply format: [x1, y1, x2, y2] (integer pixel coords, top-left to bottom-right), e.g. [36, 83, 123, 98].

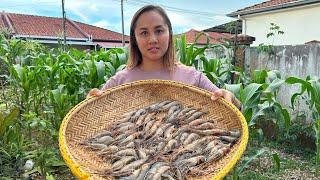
[245, 43, 320, 114]
[242, 4, 320, 46]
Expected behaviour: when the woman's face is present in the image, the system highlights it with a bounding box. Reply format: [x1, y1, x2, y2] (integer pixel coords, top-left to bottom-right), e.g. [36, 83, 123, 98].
[134, 10, 170, 63]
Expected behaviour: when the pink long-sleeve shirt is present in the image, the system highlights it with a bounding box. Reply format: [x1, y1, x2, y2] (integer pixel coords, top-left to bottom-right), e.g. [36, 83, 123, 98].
[101, 64, 219, 92]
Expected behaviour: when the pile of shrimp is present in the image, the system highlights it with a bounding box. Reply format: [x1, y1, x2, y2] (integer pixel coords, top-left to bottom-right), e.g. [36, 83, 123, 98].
[80, 100, 241, 179]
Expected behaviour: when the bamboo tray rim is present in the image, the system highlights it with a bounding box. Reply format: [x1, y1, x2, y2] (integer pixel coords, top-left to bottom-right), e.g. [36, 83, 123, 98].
[59, 79, 249, 180]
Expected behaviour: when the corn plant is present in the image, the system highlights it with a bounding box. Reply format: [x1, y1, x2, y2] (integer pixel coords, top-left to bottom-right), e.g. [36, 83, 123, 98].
[0, 107, 24, 178]
[199, 56, 233, 88]
[286, 76, 320, 174]
[230, 148, 280, 180]
[0, 35, 129, 177]
[225, 69, 290, 142]
[175, 33, 209, 66]
[104, 48, 127, 79]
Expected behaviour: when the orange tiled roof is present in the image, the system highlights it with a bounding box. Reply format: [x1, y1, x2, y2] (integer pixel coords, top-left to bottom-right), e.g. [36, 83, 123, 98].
[180, 29, 232, 45]
[237, 0, 297, 13]
[0, 12, 129, 42]
[227, 0, 310, 17]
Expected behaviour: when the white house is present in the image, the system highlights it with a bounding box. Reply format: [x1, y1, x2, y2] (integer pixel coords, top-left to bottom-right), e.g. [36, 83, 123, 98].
[227, 0, 320, 46]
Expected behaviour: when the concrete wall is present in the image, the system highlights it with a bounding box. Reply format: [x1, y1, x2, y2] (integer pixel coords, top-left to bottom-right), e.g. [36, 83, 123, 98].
[241, 3, 320, 46]
[245, 43, 320, 111]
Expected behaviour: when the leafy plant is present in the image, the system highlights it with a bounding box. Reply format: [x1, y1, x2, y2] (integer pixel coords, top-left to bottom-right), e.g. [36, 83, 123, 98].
[0, 107, 19, 136]
[0, 108, 24, 178]
[231, 148, 281, 179]
[200, 57, 233, 87]
[225, 69, 290, 142]
[258, 23, 284, 54]
[175, 33, 209, 66]
[0, 35, 130, 177]
[286, 76, 320, 174]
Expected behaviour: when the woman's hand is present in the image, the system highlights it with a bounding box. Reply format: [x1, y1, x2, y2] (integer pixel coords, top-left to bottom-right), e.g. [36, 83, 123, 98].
[86, 88, 103, 98]
[211, 89, 241, 110]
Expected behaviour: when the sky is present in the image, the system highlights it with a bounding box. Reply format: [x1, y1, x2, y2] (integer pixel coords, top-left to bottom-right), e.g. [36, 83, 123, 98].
[0, 0, 264, 35]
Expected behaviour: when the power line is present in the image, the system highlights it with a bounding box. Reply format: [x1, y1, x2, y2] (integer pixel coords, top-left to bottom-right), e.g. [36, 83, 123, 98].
[132, 0, 226, 16]
[115, 0, 228, 21]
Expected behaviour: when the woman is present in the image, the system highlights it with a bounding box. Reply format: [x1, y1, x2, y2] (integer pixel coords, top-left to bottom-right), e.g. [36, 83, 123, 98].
[89, 5, 241, 109]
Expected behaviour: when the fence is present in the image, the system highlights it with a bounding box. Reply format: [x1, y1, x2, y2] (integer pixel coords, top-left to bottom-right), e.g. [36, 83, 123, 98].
[244, 43, 320, 118]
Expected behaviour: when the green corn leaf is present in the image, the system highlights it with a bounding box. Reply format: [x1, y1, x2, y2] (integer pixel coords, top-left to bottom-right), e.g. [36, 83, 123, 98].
[241, 83, 263, 105]
[250, 101, 270, 126]
[264, 79, 284, 93]
[13, 64, 23, 81]
[272, 153, 281, 171]
[243, 108, 253, 124]
[95, 61, 105, 83]
[267, 70, 281, 82]
[186, 45, 195, 66]
[106, 62, 116, 76]
[224, 83, 241, 98]
[176, 35, 187, 64]
[238, 148, 268, 174]
[253, 70, 268, 83]
[285, 77, 313, 89]
[0, 108, 20, 136]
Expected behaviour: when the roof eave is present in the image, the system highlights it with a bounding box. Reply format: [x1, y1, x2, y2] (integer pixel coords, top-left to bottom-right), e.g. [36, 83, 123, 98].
[93, 39, 129, 43]
[227, 0, 320, 17]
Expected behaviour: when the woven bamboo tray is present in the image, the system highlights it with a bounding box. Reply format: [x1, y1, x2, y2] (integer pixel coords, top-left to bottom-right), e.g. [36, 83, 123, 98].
[59, 80, 248, 180]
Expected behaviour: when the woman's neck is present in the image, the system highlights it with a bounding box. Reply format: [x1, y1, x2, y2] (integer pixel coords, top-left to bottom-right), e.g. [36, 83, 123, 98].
[139, 59, 164, 72]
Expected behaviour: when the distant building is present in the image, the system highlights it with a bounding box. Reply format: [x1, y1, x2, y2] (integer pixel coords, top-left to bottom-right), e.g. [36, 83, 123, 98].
[176, 29, 232, 46]
[175, 29, 234, 68]
[0, 11, 129, 50]
[227, 0, 320, 46]
[203, 20, 242, 34]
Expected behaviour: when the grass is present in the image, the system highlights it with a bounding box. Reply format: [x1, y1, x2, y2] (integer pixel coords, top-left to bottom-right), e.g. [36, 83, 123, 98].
[233, 140, 318, 180]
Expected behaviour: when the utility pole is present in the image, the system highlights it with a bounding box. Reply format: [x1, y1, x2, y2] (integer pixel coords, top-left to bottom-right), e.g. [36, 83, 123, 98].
[231, 20, 238, 84]
[121, 0, 125, 47]
[61, 0, 67, 50]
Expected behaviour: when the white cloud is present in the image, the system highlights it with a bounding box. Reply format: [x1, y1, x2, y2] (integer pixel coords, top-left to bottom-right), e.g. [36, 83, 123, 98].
[165, 10, 234, 34]
[92, 20, 110, 29]
[89, 3, 98, 12]
[0, 0, 238, 36]
[65, 1, 91, 22]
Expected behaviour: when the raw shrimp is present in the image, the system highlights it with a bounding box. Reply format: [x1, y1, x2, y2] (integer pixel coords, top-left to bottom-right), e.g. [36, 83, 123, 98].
[119, 157, 149, 172]
[95, 135, 114, 145]
[183, 133, 200, 145]
[185, 111, 207, 123]
[150, 165, 171, 180]
[219, 135, 238, 144]
[112, 156, 136, 170]
[207, 145, 230, 162]
[175, 155, 205, 168]
[189, 128, 229, 136]
[188, 118, 207, 126]
[115, 148, 137, 158]
[163, 139, 178, 152]
[164, 125, 176, 139]
[192, 122, 216, 130]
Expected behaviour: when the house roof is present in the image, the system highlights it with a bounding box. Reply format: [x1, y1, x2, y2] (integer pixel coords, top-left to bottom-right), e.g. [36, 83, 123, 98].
[227, 0, 320, 17]
[203, 20, 242, 34]
[0, 12, 129, 42]
[177, 29, 232, 45]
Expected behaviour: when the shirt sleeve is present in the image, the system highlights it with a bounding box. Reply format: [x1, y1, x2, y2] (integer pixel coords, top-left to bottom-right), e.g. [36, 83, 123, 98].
[198, 72, 219, 92]
[101, 69, 129, 90]
[101, 76, 118, 90]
